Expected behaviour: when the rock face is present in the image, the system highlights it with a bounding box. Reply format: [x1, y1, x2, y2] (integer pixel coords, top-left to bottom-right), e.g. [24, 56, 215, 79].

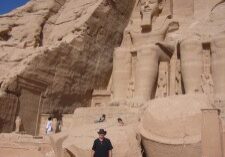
[0, 0, 135, 133]
[0, 92, 18, 132]
[1, 0, 225, 157]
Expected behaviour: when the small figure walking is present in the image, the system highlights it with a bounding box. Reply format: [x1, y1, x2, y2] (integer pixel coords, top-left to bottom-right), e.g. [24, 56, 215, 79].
[46, 117, 53, 135]
[92, 129, 113, 157]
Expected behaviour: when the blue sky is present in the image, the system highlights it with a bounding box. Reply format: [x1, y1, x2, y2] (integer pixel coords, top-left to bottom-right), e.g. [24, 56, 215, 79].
[0, 0, 30, 15]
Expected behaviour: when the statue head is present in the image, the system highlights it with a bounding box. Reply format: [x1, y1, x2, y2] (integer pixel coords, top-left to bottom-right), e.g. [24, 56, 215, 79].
[140, 0, 160, 31]
[140, 0, 158, 11]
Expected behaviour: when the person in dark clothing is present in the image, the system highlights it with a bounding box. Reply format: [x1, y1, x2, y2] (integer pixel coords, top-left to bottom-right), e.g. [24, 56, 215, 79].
[92, 129, 113, 157]
[117, 118, 125, 126]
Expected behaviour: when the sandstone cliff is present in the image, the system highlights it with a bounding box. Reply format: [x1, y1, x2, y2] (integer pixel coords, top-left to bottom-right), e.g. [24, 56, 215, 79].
[0, 0, 135, 133]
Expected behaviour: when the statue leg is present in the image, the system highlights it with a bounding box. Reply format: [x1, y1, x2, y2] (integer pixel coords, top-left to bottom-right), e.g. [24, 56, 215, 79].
[180, 39, 203, 93]
[112, 47, 132, 101]
[211, 35, 225, 100]
[134, 45, 159, 101]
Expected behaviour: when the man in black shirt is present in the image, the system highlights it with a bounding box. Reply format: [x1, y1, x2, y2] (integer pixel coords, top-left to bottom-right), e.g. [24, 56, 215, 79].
[92, 129, 113, 157]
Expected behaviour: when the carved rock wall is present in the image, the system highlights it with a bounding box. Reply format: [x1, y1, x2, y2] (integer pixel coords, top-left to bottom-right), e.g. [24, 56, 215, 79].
[0, 0, 136, 133]
[0, 93, 18, 132]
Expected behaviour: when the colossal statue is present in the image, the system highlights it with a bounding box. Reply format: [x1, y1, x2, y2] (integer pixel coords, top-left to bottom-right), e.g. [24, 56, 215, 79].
[111, 3, 225, 156]
[112, 0, 225, 107]
[132, 20, 178, 102]
[180, 34, 225, 103]
[211, 35, 225, 101]
[174, 0, 225, 97]
[112, 0, 179, 104]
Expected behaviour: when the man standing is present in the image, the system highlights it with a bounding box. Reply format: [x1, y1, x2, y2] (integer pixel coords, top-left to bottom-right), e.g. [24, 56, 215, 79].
[46, 117, 53, 134]
[92, 129, 113, 157]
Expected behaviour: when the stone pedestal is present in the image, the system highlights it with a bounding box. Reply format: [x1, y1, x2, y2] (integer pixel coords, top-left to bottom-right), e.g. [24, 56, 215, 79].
[201, 109, 223, 157]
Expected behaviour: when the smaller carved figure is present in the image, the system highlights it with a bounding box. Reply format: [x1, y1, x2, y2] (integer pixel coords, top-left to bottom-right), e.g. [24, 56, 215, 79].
[15, 116, 21, 133]
[127, 79, 135, 99]
[201, 73, 214, 95]
[201, 49, 214, 95]
[155, 62, 169, 98]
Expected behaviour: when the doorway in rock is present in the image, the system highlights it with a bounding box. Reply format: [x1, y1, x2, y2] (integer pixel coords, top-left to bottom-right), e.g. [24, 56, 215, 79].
[19, 88, 41, 135]
[17, 76, 47, 135]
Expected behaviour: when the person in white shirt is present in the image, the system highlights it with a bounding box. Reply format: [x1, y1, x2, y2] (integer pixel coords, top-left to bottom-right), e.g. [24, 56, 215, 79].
[46, 117, 53, 134]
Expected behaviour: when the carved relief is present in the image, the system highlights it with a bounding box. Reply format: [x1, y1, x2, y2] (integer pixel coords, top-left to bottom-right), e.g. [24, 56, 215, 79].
[169, 48, 182, 96]
[201, 73, 214, 95]
[200, 49, 214, 95]
[155, 62, 169, 98]
[127, 78, 135, 99]
[14, 116, 21, 133]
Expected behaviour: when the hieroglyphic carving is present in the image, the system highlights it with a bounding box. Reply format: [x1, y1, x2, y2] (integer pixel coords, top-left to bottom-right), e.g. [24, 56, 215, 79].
[155, 62, 169, 98]
[127, 78, 135, 99]
[201, 74, 214, 95]
[127, 51, 137, 99]
[175, 60, 182, 94]
[169, 48, 182, 96]
[200, 49, 214, 95]
[202, 49, 211, 74]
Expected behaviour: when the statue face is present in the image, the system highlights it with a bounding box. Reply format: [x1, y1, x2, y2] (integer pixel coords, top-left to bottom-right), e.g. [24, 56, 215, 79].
[139, 0, 159, 31]
[140, 0, 158, 12]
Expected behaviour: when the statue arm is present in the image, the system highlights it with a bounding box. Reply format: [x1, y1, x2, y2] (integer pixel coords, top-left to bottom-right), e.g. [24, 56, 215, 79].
[156, 41, 176, 58]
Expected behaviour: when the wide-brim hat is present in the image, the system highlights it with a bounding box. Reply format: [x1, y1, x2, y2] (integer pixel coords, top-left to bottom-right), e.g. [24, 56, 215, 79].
[98, 129, 107, 135]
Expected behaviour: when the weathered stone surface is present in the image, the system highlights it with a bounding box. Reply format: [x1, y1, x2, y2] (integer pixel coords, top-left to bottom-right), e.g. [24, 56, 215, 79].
[0, 133, 53, 157]
[0, 92, 18, 132]
[61, 106, 142, 157]
[201, 109, 223, 157]
[1, 0, 225, 157]
[0, 0, 135, 133]
[140, 94, 212, 157]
